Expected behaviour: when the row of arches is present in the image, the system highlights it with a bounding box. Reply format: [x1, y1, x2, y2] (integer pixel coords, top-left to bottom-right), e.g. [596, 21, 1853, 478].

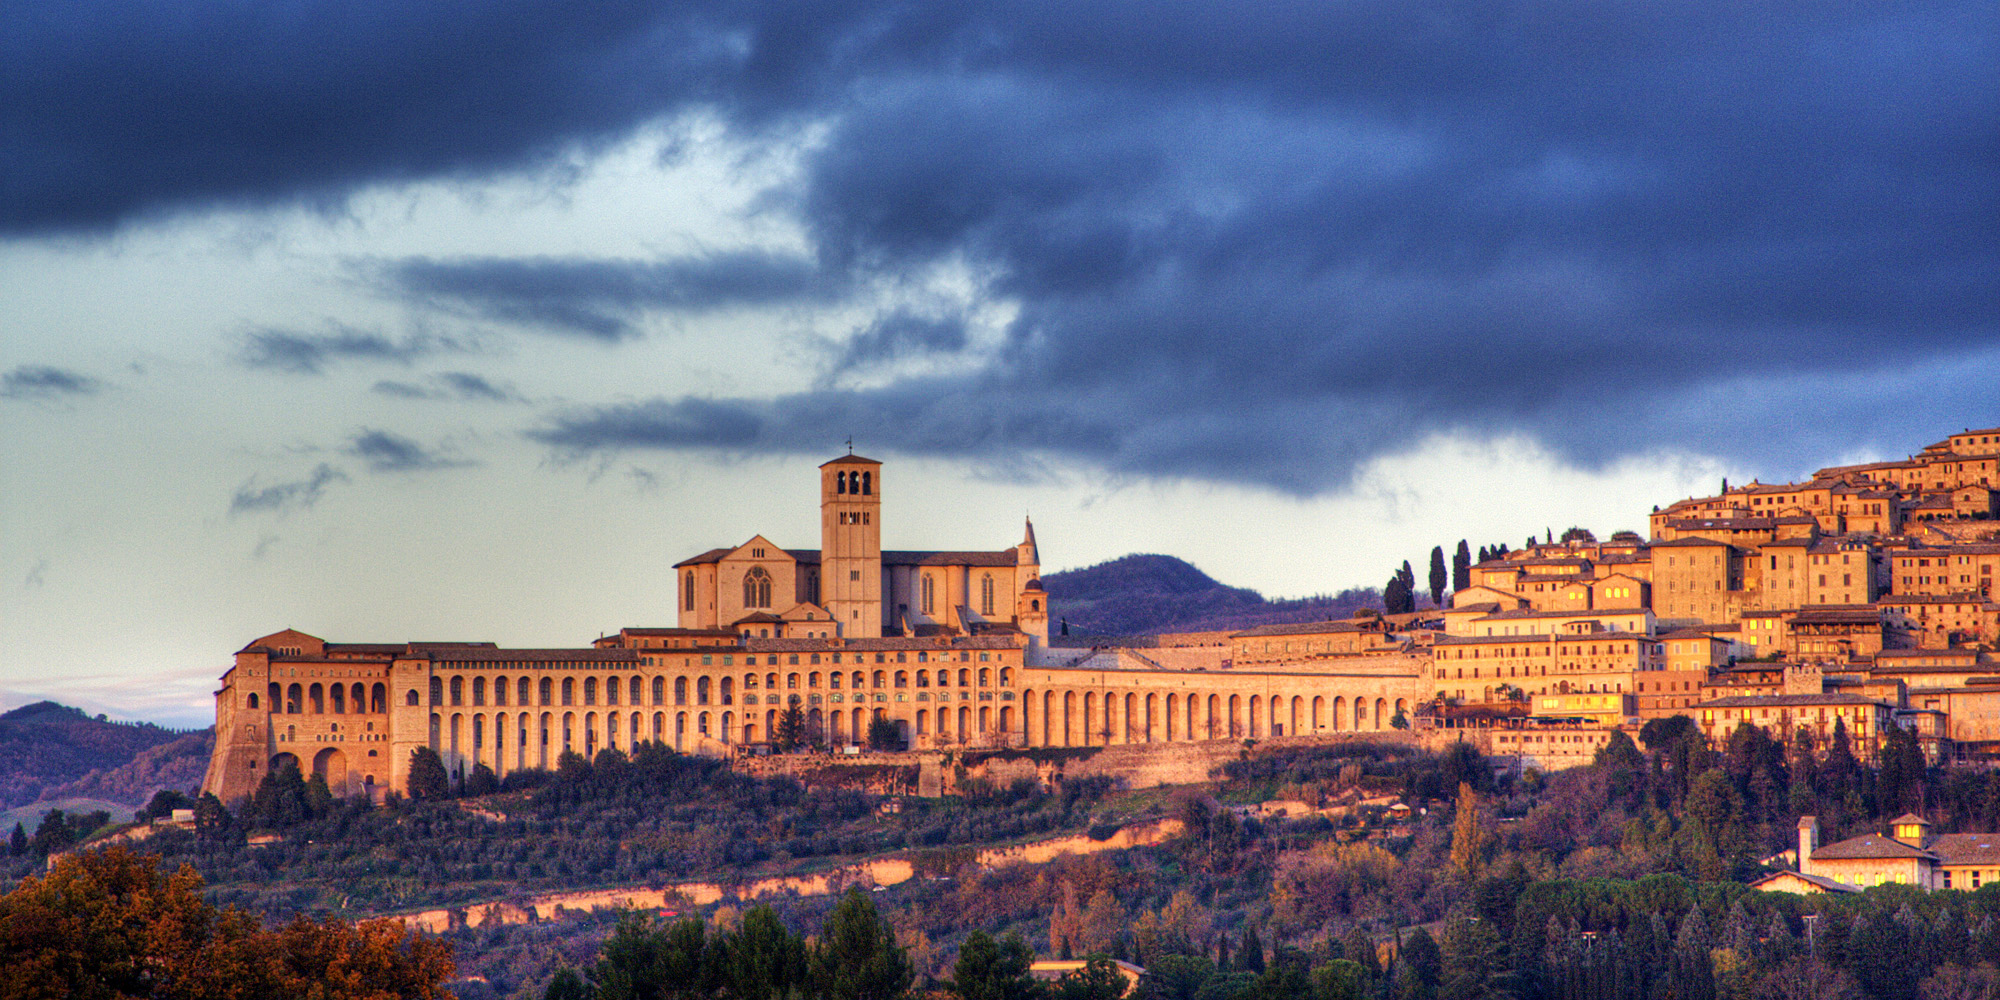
[423, 668, 1016, 711]
[259, 681, 387, 715]
[1015, 690, 1409, 747]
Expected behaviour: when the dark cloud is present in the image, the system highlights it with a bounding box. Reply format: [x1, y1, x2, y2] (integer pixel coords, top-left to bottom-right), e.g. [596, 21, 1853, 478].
[1, 365, 101, 400]
[13, 0, 1998, 488]
[347, 429, 475, 472]
[239, 325, 468, 375]
[230, 463, 348, 515]
[830, 311, 968, 371]
[371, 372, 526, 402]
[374, 252, 833, 340]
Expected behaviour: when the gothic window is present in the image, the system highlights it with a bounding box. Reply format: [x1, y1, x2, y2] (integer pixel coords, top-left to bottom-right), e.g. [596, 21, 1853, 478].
[685, 572, 695, 611]
[921, 575, 935, 615]
[744, 567, 773, 608]
[981, 574, 994, 616]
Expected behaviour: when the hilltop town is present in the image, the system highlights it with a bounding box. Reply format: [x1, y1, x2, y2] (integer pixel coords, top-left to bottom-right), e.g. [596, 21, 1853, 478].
[198, 426, 2000, 804]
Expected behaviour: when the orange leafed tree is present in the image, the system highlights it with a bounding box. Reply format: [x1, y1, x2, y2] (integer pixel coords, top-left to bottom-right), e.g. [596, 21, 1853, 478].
[0, 846, 454, 1000]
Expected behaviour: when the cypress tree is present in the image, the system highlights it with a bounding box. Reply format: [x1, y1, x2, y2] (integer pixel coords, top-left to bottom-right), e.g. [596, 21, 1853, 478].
[1452, 541, 1472, 592]
[1428, 547, 1449, 607]
[7, 822, 24, 857]
[1239, 924, 1265, 973]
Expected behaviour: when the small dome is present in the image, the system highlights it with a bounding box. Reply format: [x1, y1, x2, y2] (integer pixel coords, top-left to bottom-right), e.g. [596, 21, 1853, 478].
[1023, 578, 1045, 592]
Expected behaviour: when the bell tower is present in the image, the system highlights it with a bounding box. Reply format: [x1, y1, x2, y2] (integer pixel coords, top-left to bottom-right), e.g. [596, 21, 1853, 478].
[820, 453, 883, 637]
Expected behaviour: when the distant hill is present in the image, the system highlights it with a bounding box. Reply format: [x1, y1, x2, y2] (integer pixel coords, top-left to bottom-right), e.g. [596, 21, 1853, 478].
[0, 701, 195, 808]
[1043, 554, 1381, 637]
[35, 730, 214, 807]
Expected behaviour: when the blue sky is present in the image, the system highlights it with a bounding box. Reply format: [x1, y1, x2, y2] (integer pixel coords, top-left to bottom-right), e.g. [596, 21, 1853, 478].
[3, 0, 1995, 726]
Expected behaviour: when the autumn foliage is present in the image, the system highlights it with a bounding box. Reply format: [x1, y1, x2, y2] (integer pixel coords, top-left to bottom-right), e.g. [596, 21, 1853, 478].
[0, 846, 453, 1000]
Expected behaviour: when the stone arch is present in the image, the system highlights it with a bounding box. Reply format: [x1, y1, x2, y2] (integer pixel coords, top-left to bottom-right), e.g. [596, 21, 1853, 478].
[539, 677, 553, 706]
[1354, 698, 1366, 730]
[1312, 696, 1325, 730]
[562, 677, 576, 706]
[271, 751, 300, 773]
[449, 676, 462, 706]
[310, 683, 325, 713]
[1375, 698, 1389, 731]
[1248, 695, 1262, 737]
[247, 691, 260, 710]
[330, 684, 346, 714]
[310, 752, 342, 788]
[1333, 696, 1346, 731]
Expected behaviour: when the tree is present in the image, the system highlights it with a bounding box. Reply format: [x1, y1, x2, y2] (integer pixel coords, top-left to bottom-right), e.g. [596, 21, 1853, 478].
[1399, 927, 1443, 1000]
[6, 822, 24, 857]
[141, 789, 194, 821]
[953, 931, 1041, 1000]
[1453, 541, 1472, 593]
[465, 763, 500, 797]
[1429, 547, 1449, 606]
[546, 968, 594, 1000]
[1238, 924, 1265, 974]
[0, 846, 454, 1000]
[812, 888, 913, 1000]
[728, 905, 809, 1000]
[1439, 913, 1510, 1000]
[867, 714, 904, 751]
[1450, 783, 1492, 878]
[1384, 573, 1413, 616]
[406, 746, 451, 801]
[775, 704, 806, 751]
[1057, 956, 1130, 1000]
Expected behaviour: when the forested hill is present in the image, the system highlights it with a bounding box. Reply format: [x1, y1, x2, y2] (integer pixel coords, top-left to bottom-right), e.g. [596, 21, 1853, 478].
[0, 701, 194, 808]
[1043, 554, 1379, 636]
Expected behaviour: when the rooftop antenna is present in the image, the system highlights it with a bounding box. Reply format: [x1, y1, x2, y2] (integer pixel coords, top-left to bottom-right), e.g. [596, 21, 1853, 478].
[846, 436, 854, 455]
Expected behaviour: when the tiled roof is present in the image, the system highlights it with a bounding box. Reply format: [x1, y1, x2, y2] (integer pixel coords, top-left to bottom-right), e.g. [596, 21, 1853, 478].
[1931, 833, 2000, 866]
[741, 635, 1023, 652]
[1810, 833, 1933, 861]
[1697, 693, 1886, 709]
[1748, 871, 1860, 893]
[426, 648, 641, 663]
[820, 454, 881, 466]
[1231, 621, 1367, 638]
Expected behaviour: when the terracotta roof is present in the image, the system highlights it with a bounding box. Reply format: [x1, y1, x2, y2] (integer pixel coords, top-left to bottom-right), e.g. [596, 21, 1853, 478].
[883, 550, 1018, 567]
[1650, 537, 1734, 548]
[1810, 833, 1933, 861]
[427, 648, 641, 663]
[1697, 693, 1886, 709]
[1790, 607, 1881, 625]
[1231, 621, 1367, 638]
[1930, 834, 2000, 866]
[1748, 870, 1861, 893]
[741, 635, 1022, 652]
[618, 627, 738, 637]
[820, 454, 881, 466]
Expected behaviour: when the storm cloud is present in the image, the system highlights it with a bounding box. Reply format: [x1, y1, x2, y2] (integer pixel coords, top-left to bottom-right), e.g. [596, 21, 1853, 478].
[11, 0, 1998, 489]
[376, 251, 833, 340]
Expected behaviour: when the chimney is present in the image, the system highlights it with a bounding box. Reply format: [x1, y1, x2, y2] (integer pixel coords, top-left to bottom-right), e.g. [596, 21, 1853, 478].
[1797, 816, 1820, 875]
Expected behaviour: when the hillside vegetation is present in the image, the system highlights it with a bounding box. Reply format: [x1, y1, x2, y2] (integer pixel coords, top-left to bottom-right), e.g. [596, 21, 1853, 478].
[1044, 554, 1379, 636]
[0, 702, 192, 808]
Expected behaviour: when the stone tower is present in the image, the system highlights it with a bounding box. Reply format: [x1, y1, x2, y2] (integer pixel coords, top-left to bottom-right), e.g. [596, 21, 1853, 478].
[1016, 517, 1049, 652]
[821, 453, 883, 637]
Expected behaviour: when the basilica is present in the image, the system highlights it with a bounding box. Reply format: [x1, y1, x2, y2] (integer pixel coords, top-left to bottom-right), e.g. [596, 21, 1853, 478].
[201, 452, 1422, 803]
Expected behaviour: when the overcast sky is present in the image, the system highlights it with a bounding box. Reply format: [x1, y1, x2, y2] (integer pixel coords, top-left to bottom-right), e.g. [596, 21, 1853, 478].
[3, 1, 1995, 726]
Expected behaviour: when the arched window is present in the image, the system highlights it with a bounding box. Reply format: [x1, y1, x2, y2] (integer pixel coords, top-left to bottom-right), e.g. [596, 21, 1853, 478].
[938, 669, 950, 687]
[744, 567, 773, 608]
[921, 575, 935, 615]
[247, 692, 260, 709]
[472, 677, 486, 706]
[493, 676, 507, 706]
[584, 677, 598, 705]
[861, 471, 872, 495]
[405, 689, 419, 707]
[562, 678, 575, 706]
[674, 677, 688, 704]
[685, 572, 696, 611]
[540, 677, 553, 706]
[853, 671, 865, 690]
[429, 677, 442, 706]
[837, 471, 848, 494]
[981, 575, 994, 616]
[651, 676, 664, 705]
